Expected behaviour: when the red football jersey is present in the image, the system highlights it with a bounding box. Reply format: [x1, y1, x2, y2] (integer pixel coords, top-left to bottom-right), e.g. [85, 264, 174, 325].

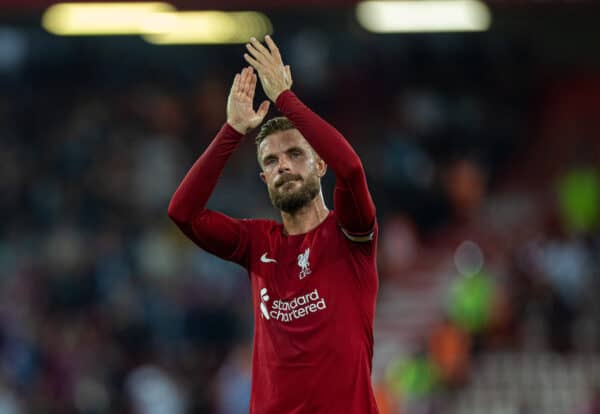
[229, 211, 379, 413]
[168, 90, 380, 413]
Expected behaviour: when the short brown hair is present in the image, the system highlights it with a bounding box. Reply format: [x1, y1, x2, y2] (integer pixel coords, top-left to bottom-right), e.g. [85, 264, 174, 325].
[255, 116, 295, 146]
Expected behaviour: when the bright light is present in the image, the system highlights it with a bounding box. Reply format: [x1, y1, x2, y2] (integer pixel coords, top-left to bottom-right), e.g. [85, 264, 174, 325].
[356, 0, 491, 33]
[143, 11, 273, 44]
[42, 2, 174, 35]
[42, 4, 273, 44]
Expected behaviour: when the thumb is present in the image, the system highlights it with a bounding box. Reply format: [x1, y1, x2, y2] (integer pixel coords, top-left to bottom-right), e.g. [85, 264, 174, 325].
[257, 100, 270, 118]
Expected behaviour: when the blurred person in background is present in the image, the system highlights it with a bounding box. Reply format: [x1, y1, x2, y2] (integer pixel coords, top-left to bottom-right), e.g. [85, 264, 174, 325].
[168, 36, 379, 413]
[428, 316, 471, 387]
[215, 343, 252, 414]
[582, 385, 600, 414]
[126, 365, 187, 414]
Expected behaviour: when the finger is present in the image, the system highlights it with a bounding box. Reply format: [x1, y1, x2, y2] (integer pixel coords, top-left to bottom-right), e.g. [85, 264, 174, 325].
[247, 73, 257, 99]
[244, 53, 263, 71]
[257, 100, 270, 119]
[246, 43, 271, 66]
[231, 73, 241, 94]
[249, 37, 274, 62]
[240, 67, 252, 95]
[285, 65, 293, 84]
[244, 67, 256, 95]
[237, 68, 245, 93]
[264, 35, 283, 63]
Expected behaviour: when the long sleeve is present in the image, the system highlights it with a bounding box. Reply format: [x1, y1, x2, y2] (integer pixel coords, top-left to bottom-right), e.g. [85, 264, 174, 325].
[275, 90, 376, 238]
[167, 123, 250, 265]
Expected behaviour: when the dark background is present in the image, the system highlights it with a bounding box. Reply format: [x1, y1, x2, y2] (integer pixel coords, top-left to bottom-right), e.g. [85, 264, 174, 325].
[0, 1, 599, 413]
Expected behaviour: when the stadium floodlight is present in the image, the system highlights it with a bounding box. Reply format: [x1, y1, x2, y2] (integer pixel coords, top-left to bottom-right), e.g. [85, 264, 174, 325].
[42, 3, 273, 44]
[356, 0, 491, 33]
[42, 2, 175, 35]
[143, 11, 273, 44]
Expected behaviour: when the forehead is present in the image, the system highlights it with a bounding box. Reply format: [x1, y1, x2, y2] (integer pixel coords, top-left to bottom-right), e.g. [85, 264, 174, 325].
[258, 129, 312, 159]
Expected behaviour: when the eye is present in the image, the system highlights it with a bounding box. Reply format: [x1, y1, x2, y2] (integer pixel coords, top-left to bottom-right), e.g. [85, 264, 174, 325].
[290, 150, 302, 158]
[264, 157, 276, 166]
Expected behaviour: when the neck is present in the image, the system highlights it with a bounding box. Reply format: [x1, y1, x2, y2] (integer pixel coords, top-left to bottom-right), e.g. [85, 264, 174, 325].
[281, 191, 329, 235]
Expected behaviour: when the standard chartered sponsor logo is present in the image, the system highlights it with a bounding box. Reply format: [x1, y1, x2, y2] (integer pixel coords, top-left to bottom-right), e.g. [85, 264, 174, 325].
[259, 288, 327, 323]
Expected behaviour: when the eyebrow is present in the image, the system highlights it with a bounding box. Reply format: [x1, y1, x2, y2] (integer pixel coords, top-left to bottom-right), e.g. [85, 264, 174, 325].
[286, 146, 304, 154]
[261, 146, 306, 164]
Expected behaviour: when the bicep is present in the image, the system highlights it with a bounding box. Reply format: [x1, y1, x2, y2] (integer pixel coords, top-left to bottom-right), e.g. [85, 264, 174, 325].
[333, 168, 376, 239]
[175, 209, 250, 267]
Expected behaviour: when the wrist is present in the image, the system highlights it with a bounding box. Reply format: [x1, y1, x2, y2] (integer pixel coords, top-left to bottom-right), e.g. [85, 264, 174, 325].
[226, 120, 247, 135]
[272, 88, 290, 103]
[274, 89, 293, 108]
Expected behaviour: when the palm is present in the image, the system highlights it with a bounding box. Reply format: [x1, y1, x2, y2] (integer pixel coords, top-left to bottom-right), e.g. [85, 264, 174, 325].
[227, 67, 270, 134]
[228, 93, 260, 128]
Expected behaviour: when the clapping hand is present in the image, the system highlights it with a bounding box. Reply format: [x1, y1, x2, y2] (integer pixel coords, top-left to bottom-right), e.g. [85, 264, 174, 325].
[226, 66, 270, 134]
[244, 35, 293, 103]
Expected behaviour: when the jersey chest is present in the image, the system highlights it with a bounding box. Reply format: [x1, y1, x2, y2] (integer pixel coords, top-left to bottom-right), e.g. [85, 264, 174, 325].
[254, 239, 338, 290]
[249, 224, 352, 327]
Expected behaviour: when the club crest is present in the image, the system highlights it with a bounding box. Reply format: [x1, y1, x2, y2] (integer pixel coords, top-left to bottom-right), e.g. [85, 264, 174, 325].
[297, 248, 311, 279]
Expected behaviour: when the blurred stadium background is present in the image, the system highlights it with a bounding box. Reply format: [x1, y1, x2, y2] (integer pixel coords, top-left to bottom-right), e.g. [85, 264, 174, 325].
[1, 0, 600, 413]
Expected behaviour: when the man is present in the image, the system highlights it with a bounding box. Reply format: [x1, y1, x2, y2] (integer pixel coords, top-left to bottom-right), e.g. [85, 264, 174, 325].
[168, 35, 379, 413]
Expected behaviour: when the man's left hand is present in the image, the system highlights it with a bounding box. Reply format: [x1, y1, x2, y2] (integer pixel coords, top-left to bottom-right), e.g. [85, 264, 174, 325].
[244, 35, 293, 103]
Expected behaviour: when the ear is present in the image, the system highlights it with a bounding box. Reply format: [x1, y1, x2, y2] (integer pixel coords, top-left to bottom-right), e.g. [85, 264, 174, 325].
[259, 171, 267, 183]
[316, 157, 327, 178]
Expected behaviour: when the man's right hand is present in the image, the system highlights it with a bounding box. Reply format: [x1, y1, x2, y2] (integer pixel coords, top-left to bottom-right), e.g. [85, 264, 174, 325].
[226, 66, 270, 135]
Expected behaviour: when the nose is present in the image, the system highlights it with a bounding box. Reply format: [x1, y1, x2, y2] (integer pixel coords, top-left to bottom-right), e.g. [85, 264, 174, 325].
[277, 156, 291, 173]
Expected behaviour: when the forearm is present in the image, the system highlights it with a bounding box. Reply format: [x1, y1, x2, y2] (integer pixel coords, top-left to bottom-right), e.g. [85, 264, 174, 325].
[167, 123, 243, 223]
[275, 90, 363, 181]
[276, 90, 376, 232]
[244, 35, 376, 236]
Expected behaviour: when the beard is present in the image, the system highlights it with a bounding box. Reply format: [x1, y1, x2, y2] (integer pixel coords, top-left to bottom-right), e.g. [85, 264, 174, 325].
[268, 172, 321, 214]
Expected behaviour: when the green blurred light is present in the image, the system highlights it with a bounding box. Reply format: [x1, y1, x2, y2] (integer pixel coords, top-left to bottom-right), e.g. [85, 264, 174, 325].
[557, 167, 600, 235]
[386, 355, 439, 399]
[448, 271, 494, 333]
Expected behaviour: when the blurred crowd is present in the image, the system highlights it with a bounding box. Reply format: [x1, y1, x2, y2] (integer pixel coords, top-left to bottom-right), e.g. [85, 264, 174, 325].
[0, 26, 599, 414]
[372, 75, 600, 413]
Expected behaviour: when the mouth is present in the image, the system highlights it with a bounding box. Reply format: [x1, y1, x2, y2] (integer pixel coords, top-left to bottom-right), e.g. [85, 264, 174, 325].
[275, 175, 302, 188]
[280, 180, 299, 190]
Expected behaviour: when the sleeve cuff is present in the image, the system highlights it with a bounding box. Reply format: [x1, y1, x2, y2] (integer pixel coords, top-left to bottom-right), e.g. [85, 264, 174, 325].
[275, 89, 295, 111]
[223, 122, 246, 137]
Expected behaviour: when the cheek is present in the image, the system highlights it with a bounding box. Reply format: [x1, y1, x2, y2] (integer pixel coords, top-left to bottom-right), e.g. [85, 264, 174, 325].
[305, 158, 319, 176]
[264, 171, 277, 186]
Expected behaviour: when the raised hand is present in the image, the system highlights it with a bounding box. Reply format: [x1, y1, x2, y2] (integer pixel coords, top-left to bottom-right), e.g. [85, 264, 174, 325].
[244, 35, 293, 103]
[226, 66, 271, 134]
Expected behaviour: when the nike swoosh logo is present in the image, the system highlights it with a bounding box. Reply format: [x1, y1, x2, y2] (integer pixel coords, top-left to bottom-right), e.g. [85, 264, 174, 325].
[260, 253, 277, 264]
